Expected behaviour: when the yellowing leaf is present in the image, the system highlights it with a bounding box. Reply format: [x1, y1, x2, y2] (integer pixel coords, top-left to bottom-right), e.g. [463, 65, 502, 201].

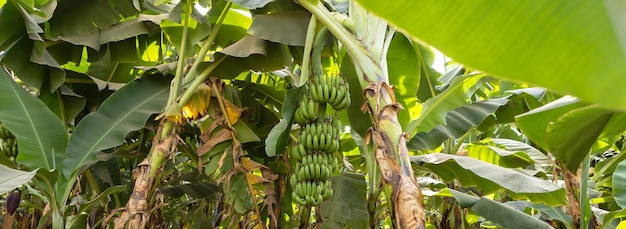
[246, 173, 269, 185]
[222, 98, 244, 124]
[241, 157, 268, 172]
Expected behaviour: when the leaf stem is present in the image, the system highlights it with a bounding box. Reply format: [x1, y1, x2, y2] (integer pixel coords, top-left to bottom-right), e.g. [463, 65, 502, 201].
[182, 1, 232, 85]
[298, 16, 318, 87]
[311, 27, 329, 77]
[296, 0, 384, 88]
[168, 0, 193, 106]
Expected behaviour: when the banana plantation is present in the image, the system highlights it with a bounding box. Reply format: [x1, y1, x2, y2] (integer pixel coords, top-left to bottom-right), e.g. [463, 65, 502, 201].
[1, 0, 625, 228]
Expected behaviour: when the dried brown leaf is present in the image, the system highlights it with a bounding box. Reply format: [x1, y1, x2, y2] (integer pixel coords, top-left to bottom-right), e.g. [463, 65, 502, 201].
[197, 129, 233, 156]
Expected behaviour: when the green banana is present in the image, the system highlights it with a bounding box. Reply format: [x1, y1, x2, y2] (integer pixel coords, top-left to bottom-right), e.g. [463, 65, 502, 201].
[293, 192, 307, 206]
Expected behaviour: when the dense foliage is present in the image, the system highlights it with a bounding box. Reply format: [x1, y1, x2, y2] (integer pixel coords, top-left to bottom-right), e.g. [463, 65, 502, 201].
[0, 0, 625, 228]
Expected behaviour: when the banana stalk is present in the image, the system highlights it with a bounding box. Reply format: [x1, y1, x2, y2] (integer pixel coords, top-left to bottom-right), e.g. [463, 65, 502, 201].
[296, 0, 426, 227]
[112, 2, 231, 228]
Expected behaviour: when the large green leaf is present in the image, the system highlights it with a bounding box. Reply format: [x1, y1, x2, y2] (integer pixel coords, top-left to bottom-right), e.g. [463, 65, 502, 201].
[407, 97, 509, 151]
[341, 54, 371, 137]
[63, 75, 170, 178]
[320, 171, 368, 229]
[264, 87, 303, 157]
[464, 143, 534, 169]
[406, 74, 485, 134]
[387, 32, 421, 129]
[412, 153, 566, 206]
[430, 189, 553, 229]
[489, 138, 549, 168]
[248, 10, 310, 46]
[0, 68, 67, 171]
[612, 159, 626, 209]
[516, 96, 585, 151]
[355, 0, 626, 111]
[0, 164, 37, 195]
[449, 190, 552, 229]
[545, 105, 614, 171]
[47, 0, 137, 37]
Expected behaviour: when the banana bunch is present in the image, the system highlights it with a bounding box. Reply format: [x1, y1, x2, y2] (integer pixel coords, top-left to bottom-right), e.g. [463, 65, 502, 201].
[309, 73, 351, 110]
[293, 118, 341, 158]
[0, 123, 17, 159]
[181, 84, 211, 120]
[290, 73, 352, 207]
[293, 96, 318, 125]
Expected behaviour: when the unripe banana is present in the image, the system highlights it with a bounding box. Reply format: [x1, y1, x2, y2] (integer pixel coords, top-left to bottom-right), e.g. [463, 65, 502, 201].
[315, 164, 322, 180]
[305, 165, 312, 180]
[306, 133, 313, 150]
[293, 192, 307, 206]
[299, 144, 307, 157]
[292, 144, 302, 161]
[322, 188, 333, 200]
[307, 99, 315, 120]
[290, 175, 298, 188]
[322, 84, 330, 103]
[296, 182, 305, 197]
[329, 87, 337, 105]
[298, 166, 307, 181]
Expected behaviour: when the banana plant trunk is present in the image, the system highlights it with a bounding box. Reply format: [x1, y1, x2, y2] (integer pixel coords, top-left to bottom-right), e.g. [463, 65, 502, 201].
[113, 124, 178, 229]
[297, 0, 426, 227]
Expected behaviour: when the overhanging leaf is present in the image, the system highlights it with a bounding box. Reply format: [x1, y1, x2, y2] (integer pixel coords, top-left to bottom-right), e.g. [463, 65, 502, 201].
[516, 96, 585, 150]
[430, 189, 554, 229]
[387, 32, 421, 129]
[612, 158, 626, 208]
[355, 0, 626, 111]
[546, 105, 614, 171]
[406, 74, 486, 134]
[0, 68, 67, 171]
[0, 165, 37, 195]
[489, 138, 549, 168]
[264, 87, 303, 157]
[464, 143, 534, 168]
[320, 171, 368, 229]
[408, 97, 509, 151]
[413, 153, 566, 206]
[248, 11, 310, 46]
[63, 75, 170, 178]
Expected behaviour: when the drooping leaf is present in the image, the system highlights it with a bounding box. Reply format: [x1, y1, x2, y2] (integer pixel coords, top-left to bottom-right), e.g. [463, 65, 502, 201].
[489, 138, 549, 168]
[412, 153, 566, 206]
[0, 165, 38, 195]
[2, 37, 65, 91]
[407, 97, 509, 151]
[430, 189, 553, 229]
[65, 213, 88, 229]
[387, 32, 421, 128]
[86, 45, 145, 88]
[264, 87, 303, 157]
[0, 68, 67, 171]
[47, 0, 136, 38]
[545, 105, 614, 171]
[320, 172, 368, 229]
[248, 11, 310, 46]
[516, 96, 585, 150]
[355, 0, 626, 111]
[612, 160, 626, 209]
[464, 143, 534, 168]
[38, 85, 86, 124]
[406, 74, 486, 134]
[341, 54, 371, 137]
[63, 75, 170, 178]
[77, 185, 127, 212]
[228, 0, 273, 9]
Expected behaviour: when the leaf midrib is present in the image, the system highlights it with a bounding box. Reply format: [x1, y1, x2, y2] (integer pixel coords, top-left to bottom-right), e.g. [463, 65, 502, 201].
[10, 83, 52, 170]
[70, 86, 167, 170]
